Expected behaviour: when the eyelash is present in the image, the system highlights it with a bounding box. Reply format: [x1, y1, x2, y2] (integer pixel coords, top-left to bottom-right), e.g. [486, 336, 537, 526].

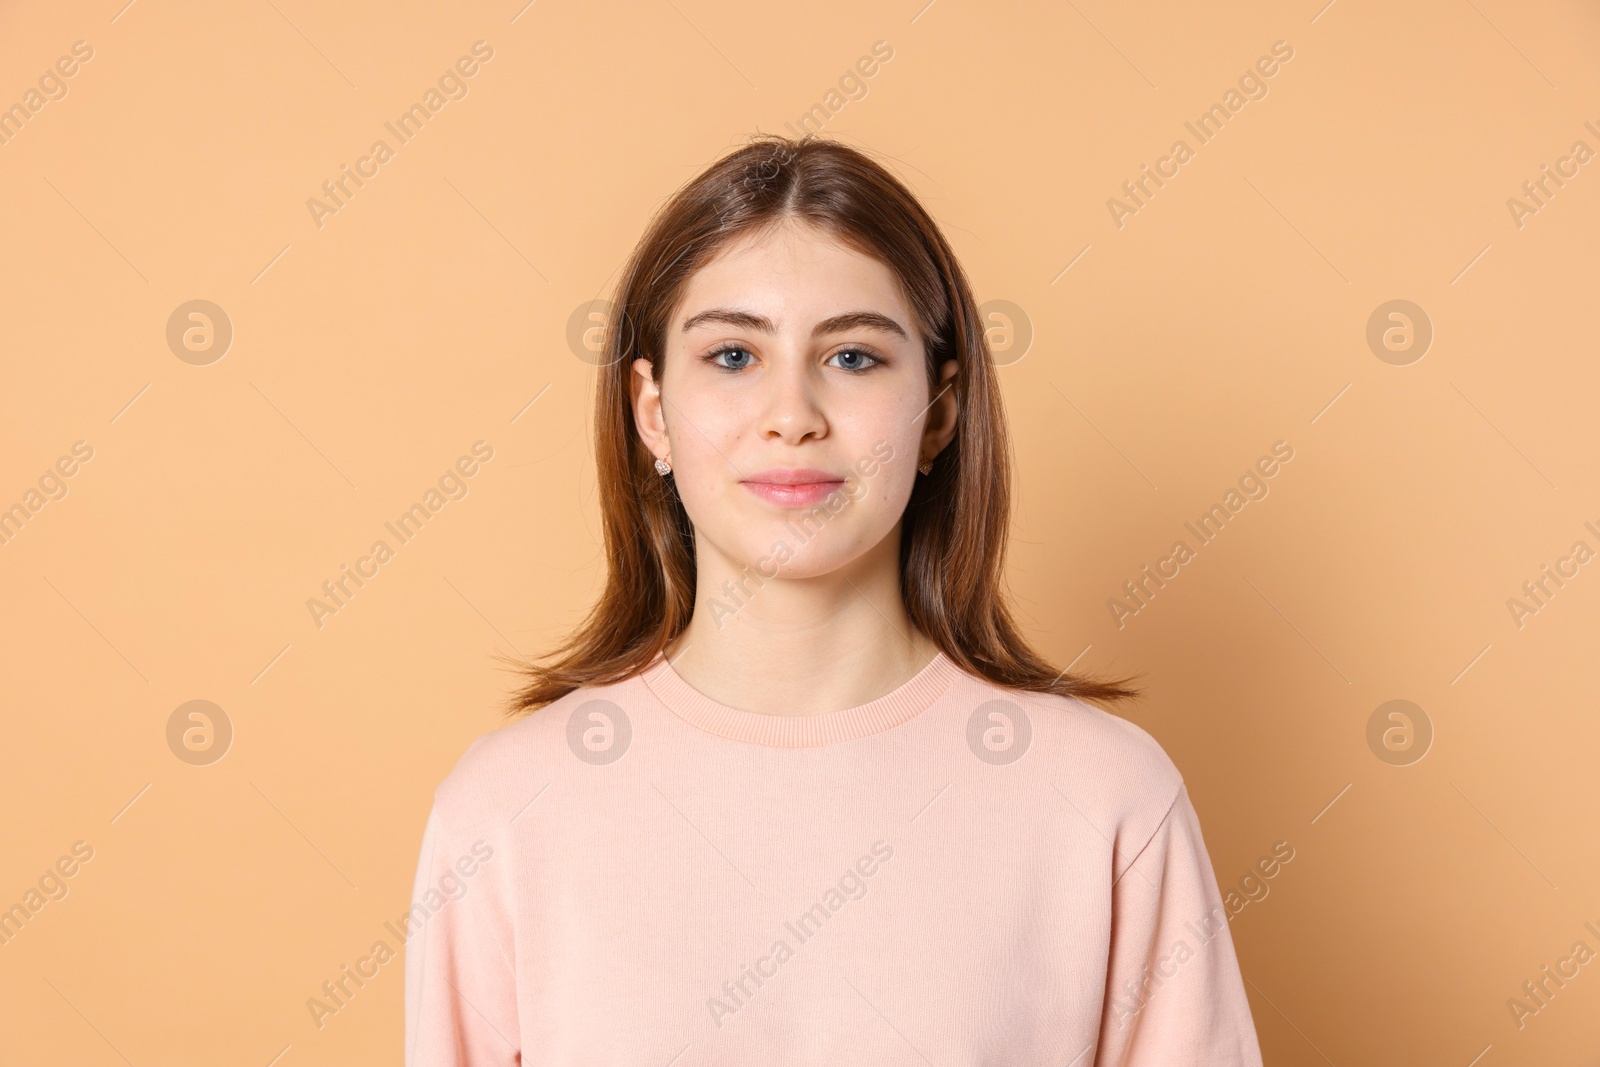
[702, 342, 884, 373]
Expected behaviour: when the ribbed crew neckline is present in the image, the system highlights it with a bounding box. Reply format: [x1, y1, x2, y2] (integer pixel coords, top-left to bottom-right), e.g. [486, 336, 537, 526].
[639, 650, 960, 747]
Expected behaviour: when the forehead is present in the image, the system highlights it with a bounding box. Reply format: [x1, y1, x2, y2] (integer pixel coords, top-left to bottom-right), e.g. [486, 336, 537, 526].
[674, 220, 915, 329]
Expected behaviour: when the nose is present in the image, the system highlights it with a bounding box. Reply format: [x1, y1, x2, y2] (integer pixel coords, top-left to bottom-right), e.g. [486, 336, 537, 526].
[757, 350, 828, 444]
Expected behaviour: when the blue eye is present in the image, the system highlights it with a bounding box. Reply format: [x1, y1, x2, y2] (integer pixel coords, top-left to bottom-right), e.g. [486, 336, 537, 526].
[707, 345, 754, 370]
[828, 348, 879, 372]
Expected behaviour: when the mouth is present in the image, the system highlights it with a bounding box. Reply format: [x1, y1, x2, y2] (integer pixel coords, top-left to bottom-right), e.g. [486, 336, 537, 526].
[740, 468, 848, 508]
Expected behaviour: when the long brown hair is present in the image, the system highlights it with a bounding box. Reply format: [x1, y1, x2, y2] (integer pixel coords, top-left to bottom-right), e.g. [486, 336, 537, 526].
[499, 134, 1139, 716]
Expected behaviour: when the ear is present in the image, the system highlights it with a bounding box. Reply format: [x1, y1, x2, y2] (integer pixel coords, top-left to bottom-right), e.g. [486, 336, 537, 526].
[918, 359, 960, 465]
[630, 358, 671, 462]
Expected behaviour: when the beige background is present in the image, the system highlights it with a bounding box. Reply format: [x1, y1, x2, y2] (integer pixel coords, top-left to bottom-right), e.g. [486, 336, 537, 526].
[2, 0, 1598, 1062]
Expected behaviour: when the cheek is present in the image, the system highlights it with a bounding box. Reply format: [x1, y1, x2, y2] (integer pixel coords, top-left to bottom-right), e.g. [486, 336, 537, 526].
[666, 403, 741, 514]
[818, 431, 921, 546]
[835, 397, 926, 498]
[853, 440, 916, 520]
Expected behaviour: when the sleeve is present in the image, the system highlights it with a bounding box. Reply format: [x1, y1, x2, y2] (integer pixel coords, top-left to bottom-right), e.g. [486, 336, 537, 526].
[1093, 784, 1264, 1067]
[404, 802, 521, 1066]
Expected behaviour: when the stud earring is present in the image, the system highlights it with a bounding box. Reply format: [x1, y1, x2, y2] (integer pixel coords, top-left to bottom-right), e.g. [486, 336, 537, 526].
[654, 457, 672, 476]
[918, 458, 933, 475]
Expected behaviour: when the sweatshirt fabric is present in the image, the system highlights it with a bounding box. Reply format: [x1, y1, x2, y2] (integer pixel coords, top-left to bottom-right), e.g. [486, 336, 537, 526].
[404, 650, 1265, 1065]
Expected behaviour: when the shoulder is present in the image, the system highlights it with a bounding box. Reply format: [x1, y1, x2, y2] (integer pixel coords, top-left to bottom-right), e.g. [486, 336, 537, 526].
[428, 675, 639, 834]
[1021, 687, 1183, 798]
[953, 670, 1185, 841]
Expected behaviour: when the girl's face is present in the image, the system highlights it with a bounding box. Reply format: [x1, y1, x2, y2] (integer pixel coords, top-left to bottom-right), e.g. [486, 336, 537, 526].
[631, 219, 958, 582]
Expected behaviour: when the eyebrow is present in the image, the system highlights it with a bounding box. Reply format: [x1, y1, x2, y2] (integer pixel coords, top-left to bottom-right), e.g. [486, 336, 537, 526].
[680, 307, 910, 341]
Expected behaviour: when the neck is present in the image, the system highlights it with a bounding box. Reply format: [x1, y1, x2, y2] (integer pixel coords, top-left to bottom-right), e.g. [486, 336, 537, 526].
[664, 527, 938, 717]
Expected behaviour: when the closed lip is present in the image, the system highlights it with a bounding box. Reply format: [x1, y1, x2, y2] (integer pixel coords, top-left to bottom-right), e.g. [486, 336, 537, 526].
[740, 468, 848, 507]
[740, 468, 844, 486]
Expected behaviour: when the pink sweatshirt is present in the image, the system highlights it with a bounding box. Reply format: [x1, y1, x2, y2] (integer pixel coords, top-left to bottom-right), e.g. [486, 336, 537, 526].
[404, 650, 1264, 1065]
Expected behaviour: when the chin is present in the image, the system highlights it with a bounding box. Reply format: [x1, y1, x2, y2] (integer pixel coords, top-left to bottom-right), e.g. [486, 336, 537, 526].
[706, 520, 841, 577]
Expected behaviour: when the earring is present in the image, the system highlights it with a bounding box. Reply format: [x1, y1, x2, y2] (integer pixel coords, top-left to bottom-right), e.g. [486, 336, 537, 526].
[918, 458, 933, 475]
[654, 457, 672, 476]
